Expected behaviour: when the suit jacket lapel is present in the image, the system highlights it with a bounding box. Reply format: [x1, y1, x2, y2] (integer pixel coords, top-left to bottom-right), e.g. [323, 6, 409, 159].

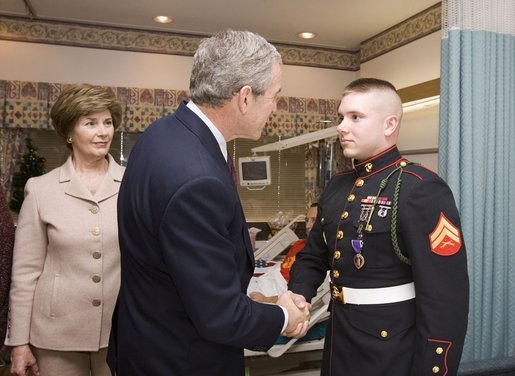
[61, 154, 123, 203]
[175, 102, 255, 262]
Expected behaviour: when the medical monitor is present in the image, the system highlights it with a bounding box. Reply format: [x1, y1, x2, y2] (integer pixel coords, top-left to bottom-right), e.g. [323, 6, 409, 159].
[238, 156, 271, 187]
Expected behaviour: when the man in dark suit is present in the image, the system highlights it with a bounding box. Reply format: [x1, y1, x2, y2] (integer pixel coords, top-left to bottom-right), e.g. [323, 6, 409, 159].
[108, 30, 310, 376]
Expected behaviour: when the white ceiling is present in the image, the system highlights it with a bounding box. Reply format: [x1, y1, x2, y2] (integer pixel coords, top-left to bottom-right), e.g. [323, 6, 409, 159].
[0, 0, 440, 50]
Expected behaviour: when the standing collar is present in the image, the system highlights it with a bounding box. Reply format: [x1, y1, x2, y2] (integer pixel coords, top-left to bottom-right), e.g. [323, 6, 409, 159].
[353, 146, 403, 177]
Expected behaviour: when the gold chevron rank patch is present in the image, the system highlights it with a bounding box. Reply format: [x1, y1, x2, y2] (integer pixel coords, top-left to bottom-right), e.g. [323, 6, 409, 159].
[429, 212, 462, 256]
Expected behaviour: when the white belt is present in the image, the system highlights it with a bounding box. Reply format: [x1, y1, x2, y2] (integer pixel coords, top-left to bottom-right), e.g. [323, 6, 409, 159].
[331, 282, 416, 305]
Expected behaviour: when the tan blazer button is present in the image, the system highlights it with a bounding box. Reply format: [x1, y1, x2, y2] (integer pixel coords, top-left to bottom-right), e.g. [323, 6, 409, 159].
[92, 275, 101, 283]
[92, 251, 101, 259]
[92, 299, 101, 307]
[90, 206, 99, 214]
[91, 227, 100, 236]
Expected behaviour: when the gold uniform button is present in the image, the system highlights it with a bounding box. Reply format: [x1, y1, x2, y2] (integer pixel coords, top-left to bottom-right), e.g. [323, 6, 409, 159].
[432, 366, 440, 374]
[341, 211, 349, 219]
[380, 330, 388, 338]
[400, 161, 407, 167]
[92, 251, 101, 259]
[365, 163, 373, 172]
[336, 230, 344, 239]
[92, 299, 101, 307]
[332, 270, 340, 279]
[435, 347, 444, 355]
[365, 224, 373, 232]
[355, 179, 364, 187]
[347, 194, 355, 202]
[333, 251, 341, 260]
[92, 275, 101, 283]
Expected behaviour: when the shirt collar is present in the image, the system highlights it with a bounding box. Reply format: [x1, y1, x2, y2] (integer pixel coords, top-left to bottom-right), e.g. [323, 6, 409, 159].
[187, 100, 228, 161]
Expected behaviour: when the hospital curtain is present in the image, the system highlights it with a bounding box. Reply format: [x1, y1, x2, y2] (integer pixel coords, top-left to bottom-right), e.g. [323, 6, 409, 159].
[439, 0, 515, 368]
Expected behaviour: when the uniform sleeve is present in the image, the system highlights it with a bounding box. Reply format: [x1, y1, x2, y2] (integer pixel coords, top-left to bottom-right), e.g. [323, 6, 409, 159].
[6, 178, 48, 346]
[158, 175, 284, 349]
[288, 200, 330, 302]
[400, 173, 469, 374]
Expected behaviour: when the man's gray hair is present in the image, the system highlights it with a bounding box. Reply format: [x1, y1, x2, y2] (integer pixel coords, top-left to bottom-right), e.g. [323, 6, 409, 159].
[189, 30, 282, 107]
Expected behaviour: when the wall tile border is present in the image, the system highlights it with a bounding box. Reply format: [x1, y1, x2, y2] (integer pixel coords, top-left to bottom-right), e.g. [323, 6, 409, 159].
[0, 3, 441, 71]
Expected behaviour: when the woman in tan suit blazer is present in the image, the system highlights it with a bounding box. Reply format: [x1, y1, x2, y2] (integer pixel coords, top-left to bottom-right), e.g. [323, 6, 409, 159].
[6, 84, 124, 376]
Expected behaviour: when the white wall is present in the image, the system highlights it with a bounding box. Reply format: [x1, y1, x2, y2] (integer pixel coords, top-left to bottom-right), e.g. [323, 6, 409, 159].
[360, 32, 442, 171]
[360, 32, 441, 90]
[0, 40, 354, 99]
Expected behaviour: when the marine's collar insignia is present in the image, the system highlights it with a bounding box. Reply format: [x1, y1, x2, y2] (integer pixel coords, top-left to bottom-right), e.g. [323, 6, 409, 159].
[429, 212, 462, 256]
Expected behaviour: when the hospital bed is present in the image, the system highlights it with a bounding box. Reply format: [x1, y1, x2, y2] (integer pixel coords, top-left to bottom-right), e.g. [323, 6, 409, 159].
[245, 215, 330, 374]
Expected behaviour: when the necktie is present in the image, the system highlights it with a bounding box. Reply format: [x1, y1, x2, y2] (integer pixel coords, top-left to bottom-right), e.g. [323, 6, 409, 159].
[227, 153, 237, 184]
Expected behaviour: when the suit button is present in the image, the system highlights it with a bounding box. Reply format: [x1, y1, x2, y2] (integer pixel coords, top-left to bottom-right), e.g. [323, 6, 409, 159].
[435, 347, 444, 355]
[380, 330, 388, 338]
[432, 366, 440, 373]
[341, 211, 349, 219]
[347, 194, 355, 202]
[92, 299, 101, 307]
[91, 227, 100, 236]
[333, 251, 341, 260]
[89, 206, 99, 214]
[92, 275, 101, 283]
[92, 251, 101, 259]
[336, 230, 344, 239]
[332, 270, 340, 279]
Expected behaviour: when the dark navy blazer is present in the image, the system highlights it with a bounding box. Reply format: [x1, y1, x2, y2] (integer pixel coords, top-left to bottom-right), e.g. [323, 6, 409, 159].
[108, 102, 284, 375]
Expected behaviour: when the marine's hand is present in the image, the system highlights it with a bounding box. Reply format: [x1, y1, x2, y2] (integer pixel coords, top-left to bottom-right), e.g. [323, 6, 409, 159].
[276, 291, 310, 338]
[10, 345, 40, 376]
[249, 291, 279, 304]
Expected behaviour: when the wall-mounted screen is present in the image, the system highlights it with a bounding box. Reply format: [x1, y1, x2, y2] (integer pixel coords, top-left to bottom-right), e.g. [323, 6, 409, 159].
[238, 156, 271, 187]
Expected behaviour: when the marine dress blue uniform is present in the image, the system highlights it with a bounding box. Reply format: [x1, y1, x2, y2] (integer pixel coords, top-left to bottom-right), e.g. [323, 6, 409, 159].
[289, 146, 469, 376]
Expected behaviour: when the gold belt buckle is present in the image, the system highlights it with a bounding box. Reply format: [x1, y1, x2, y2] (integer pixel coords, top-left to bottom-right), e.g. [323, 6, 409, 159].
[331, 284, 345, 304]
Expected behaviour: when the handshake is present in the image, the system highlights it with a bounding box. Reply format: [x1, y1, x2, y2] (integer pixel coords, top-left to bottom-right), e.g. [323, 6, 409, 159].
[250, 290, 311, 338]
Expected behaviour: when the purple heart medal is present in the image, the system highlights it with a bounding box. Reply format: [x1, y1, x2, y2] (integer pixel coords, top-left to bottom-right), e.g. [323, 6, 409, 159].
[351, 238, 365, 269]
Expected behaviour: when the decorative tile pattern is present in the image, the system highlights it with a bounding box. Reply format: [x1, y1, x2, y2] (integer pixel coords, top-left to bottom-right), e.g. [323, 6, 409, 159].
[0, 80, 340, 138]
[360, 3, 441, 63]
[0, 4, 441, 71]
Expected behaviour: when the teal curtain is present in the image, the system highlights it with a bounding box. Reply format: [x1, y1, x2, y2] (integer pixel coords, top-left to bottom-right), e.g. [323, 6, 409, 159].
[439, 0, 515, 367]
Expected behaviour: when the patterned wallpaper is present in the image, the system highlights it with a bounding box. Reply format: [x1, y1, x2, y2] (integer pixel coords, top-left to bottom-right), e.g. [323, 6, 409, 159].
[0, 80, 340, 135]
[0, 3, 441, 71]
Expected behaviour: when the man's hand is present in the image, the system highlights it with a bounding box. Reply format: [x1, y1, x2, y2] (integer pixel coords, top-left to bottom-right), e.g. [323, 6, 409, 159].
[249, 291, 278, 304]
[276, 291, 311, 338]
[10, 345, 40, 376]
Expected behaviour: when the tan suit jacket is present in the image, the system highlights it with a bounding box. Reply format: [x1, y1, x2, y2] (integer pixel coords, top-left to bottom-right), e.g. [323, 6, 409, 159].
[6, 154, 124, 351]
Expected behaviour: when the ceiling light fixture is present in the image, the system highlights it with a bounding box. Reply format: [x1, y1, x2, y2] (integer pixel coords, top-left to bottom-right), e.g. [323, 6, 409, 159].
[296, 31, 316, 39]
[153, 15, 173, 24]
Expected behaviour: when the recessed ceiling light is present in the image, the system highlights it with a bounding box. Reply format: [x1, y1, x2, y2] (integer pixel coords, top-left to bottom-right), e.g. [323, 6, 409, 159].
[296, 31, 316, 39]
[153, 16, 173, 24]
